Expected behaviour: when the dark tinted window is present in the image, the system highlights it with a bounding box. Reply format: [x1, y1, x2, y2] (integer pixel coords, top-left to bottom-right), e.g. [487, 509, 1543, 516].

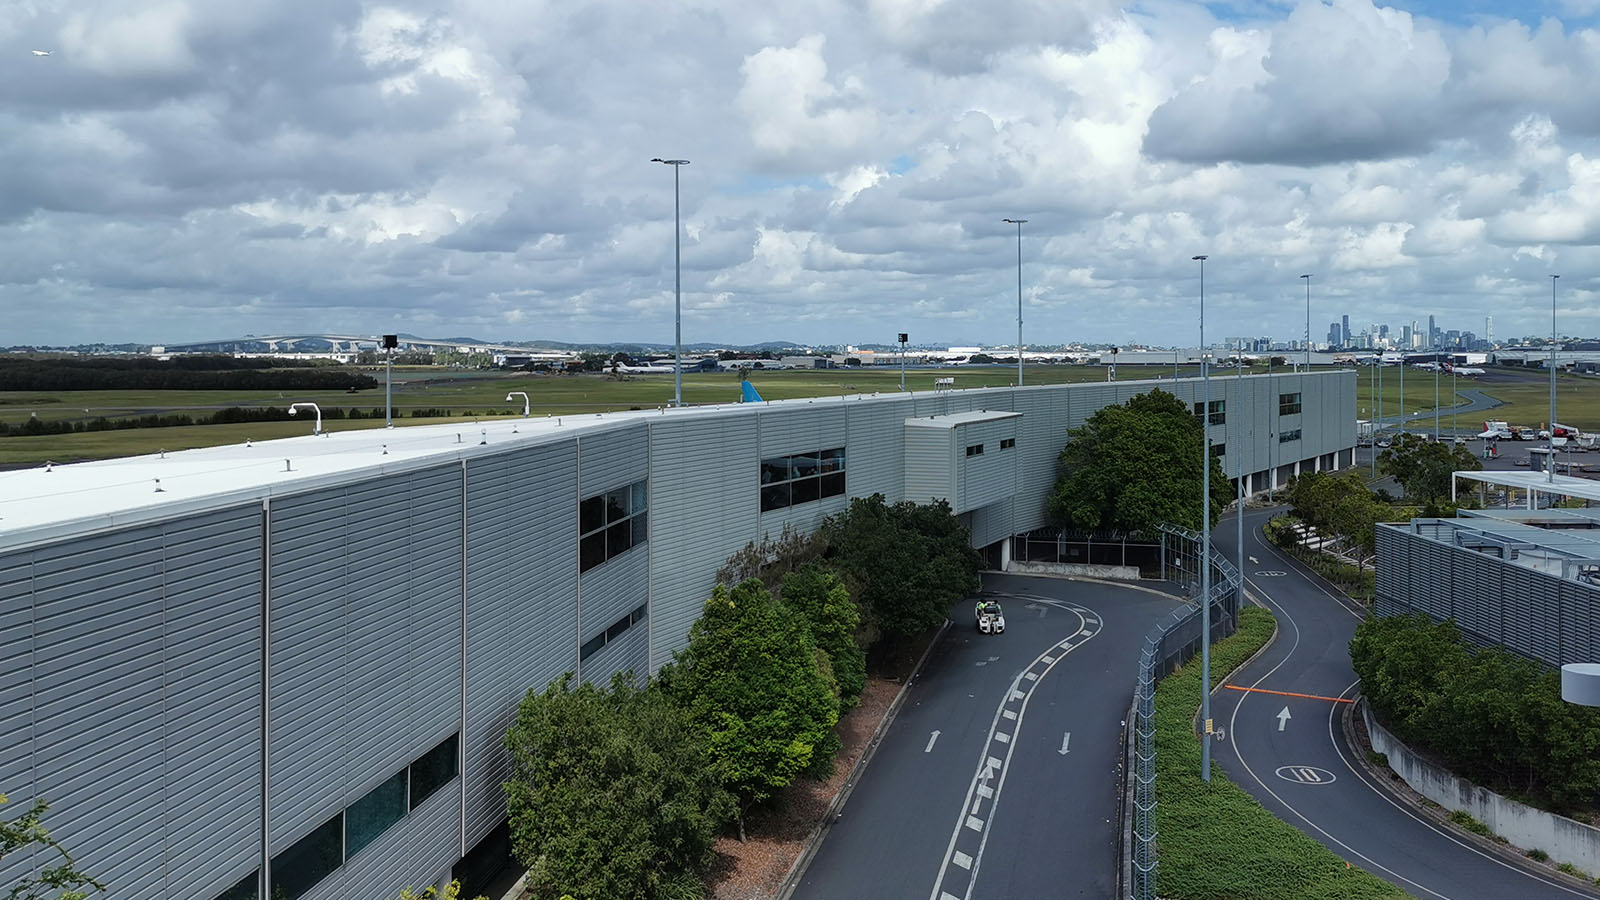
[213, 872, 259, 900]
[630, 604, 648, 625]
[409, 734, 460, 811]
[605, 488, 630, 523]
[579, 496, 605, 534]
[606, 617, 630, 642]
[606, 521, 633, 558]
[820, 472, 846, 498]
[580, 632, 606, 661]
[759, 459, 790, 484]
[345, 770, 407, 858]
[579, 532, 606, 572]
[1279, 429, 1302, 443]
[792, 476, 820, 505]
[760, 482, 791, 511]
[1211, 443, 1226, 457]
[631, 512, 648, 547]
[270, 815, 343, 900]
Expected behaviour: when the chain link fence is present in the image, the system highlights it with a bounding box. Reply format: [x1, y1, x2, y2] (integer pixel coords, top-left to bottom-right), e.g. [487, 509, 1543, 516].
[1128, 523, 1242, 900]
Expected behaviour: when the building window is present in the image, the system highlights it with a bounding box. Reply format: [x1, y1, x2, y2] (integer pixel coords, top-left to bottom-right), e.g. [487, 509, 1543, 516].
[1211, 443, 1225, 457]
[760, 448, 846, 511]
[579, 480, 647, 573]
[581, 603, 648, 663]
[409, 734, 460, 812]
[1194, 400, 1225, 425]
[965, 444, 984, 456]
[1279, 392, 1302, 416]
[270, 815, 343, 900]
[999, 438, 1016, 450]
[1279, 429, 1302, 443]
[345, 770, 407, 858]
[212, 873, 258, 900]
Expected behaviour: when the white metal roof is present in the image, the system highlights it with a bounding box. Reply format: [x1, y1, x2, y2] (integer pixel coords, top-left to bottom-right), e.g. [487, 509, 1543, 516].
[903, 409, 1024, 429]
[1452, 469, 1600, 504]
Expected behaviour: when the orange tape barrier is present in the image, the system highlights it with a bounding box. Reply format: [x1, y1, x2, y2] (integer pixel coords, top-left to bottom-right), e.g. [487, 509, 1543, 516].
[1222, 684, 1354, 704]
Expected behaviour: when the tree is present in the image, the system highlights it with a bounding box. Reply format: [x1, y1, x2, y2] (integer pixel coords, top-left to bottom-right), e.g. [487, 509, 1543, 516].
[819, 495, 980, 641]
[1048, 388, 1230, 533]
[780, 565, 867, 710]
[664, 580, 838, 838]
[968, 353, 997, 364]
[1378, 433, 1481, 511]
[0, 794, 103, 900]
[504, 673, 731, 900]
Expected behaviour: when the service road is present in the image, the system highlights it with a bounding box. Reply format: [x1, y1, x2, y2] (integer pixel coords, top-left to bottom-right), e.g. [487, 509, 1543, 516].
[790, 573, 1180, 900]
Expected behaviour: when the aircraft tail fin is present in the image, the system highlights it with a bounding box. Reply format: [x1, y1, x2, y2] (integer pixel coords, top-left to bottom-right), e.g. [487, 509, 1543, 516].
[741, 380, 764, 403]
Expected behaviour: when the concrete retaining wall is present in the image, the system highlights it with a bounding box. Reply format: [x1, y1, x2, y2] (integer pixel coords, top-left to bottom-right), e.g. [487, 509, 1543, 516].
[1362, 700, 1600, 872]
[1006, 560, 1141, 581]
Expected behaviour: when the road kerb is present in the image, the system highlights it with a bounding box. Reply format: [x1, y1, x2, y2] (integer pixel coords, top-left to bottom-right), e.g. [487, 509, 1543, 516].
[774, 617, 952, 900]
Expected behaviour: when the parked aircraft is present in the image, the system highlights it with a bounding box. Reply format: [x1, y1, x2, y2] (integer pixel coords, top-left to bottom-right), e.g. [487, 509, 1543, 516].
[1446, 364, 1486, 376]
[609, 363, 675, 374]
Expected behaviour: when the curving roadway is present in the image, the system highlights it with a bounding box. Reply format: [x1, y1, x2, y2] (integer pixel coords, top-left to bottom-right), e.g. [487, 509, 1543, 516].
[1211, 507, 1598, 900]
[789, 573, 1181, 900]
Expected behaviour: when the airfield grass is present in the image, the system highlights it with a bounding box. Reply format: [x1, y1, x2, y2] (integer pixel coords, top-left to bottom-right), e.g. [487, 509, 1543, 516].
[0, 364, 1204, 464]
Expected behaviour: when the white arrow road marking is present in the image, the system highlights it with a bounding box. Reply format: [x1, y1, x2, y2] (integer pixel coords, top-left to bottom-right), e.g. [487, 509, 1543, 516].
[1249, 555, 1259, 564]
[1059, 732, 1071, 755]
[1276, 706, 1292, 732]
[926, 730, 941, 753]
[927, 602, 1099, 900]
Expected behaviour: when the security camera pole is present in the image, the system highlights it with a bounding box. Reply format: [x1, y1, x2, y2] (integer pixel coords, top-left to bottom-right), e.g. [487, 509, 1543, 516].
[899, 333, 909, 391]
[382, 334, 398, 428]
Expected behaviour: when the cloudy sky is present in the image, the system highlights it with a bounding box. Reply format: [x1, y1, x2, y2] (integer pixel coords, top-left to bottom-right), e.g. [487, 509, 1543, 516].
[7, 0, 1600, 348]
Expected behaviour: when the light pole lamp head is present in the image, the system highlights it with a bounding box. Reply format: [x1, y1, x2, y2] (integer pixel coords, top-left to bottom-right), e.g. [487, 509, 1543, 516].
[1003, 218, 1027, 225]
[1192, 254, 1207, 261]
[651, 158, 690, 166]
[1300, 273, 1311, 280]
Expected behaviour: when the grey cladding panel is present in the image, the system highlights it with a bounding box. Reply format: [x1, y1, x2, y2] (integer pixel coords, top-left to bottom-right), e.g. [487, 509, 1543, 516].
[903, 426, 952, 504]
[32, 525, 167, 895]
[160, 506, 263, 899]
[404, 466, 466, 755]
[580, 545, 647, 644]
[0, 552, 32, 887]
[269, 487, 352, 848]
[463, 442, 578, 845]
[759, 405, 831, 457]
[648, 415, 759, 670]
[579, 423, 647, 496]
[846, 398, 908, 500]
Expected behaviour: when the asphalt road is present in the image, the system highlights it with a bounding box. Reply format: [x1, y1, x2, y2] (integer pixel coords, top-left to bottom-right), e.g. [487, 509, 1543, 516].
[790, 574, 1181, 900]
[1210, 508, 1598, 900]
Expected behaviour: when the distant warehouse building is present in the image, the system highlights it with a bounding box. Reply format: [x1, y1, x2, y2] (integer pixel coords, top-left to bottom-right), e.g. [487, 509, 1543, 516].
[0, 371, 1353, 900]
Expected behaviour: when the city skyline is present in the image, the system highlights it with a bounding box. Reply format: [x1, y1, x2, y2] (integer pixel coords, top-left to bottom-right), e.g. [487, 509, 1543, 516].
[7, 1, 1600, 347]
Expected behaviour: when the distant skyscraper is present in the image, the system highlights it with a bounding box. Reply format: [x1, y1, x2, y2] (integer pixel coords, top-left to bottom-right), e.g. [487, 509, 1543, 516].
[1401, 323, 1412, 346]
[1341, 314, 1350, 346]
[1328, 322, 1341, 346]
[1428, 315, 1436, 348]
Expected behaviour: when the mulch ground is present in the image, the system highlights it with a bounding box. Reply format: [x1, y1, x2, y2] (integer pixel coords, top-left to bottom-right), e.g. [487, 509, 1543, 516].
[705, 676, 900, 900]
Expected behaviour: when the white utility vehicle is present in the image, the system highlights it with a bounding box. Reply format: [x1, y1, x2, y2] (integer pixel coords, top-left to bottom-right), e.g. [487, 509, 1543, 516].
[976, 599, 1006, 635]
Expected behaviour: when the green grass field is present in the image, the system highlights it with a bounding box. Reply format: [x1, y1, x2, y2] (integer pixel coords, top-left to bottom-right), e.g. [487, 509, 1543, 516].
[11, 361, 1599, 466]
[0, 364, 1203, 464]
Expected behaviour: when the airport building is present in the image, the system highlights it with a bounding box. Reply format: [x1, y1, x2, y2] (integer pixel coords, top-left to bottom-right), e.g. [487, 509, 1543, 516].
[0, 371, 1354, 900]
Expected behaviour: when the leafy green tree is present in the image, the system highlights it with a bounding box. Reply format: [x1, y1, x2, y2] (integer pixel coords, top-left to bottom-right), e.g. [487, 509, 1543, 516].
[819, 495, 980, 640]
[780, 564, 867, 710]
[1378, 433, 1481, 511]
[1048, 388, 1230, 533]
[0, 794, 102, 900]
[504, 673, 732, 900]
[1287, 469, 1384, 565]
[664, 581, 838, 838]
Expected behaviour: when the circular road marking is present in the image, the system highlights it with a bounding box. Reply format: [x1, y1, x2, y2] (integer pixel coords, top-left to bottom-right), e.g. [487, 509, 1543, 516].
[1275, 765, 1337, 785]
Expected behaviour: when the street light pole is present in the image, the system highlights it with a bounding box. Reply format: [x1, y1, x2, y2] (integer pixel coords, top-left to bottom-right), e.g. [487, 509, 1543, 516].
[1003, 219, 1028, 387]
[1236, 339, 1245, 631]
[899, 332, 909, 392]
[652, 158, 690, 407]
[1552, 274, 1560, 484]
[1301, 274, 1312, 371]
[1193, 253, 1212, 782]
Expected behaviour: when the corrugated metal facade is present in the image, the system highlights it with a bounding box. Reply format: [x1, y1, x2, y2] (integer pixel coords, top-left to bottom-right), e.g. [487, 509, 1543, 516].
[1375, 522, 1600, 668]
[1, 371, 1352, 898]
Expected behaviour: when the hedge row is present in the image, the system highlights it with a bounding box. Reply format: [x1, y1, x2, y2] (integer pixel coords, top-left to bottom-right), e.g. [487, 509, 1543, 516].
[1155, 606, 1411, 900]
[1352, 614, 1600, 812]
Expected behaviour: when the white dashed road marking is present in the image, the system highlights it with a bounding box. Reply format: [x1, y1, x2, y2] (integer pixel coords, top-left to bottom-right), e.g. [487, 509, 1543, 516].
[926, 598, 1101, 900]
